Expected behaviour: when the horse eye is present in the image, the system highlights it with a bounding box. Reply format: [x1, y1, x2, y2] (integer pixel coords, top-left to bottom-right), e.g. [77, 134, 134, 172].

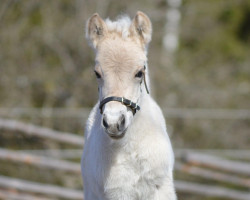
[94, 70, 101, 79]
[135, 70, 143, 78]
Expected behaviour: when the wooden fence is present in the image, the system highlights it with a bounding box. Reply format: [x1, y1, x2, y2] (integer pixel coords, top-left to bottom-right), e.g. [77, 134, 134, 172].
[0, 118, 250, 199]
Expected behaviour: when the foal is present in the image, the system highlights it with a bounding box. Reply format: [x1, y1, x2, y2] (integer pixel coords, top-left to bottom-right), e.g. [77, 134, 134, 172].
[81, 11, 176, 200]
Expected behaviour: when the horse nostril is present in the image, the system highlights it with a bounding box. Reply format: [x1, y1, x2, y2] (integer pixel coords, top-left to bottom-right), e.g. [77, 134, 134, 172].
[103, 115, 109, 129]
[118, 114, 126, 131]
[121, 115, 125, 127]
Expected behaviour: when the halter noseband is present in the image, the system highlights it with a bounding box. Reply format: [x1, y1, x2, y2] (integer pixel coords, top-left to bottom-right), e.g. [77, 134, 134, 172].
[99, 96, 140, 115]
[99, 65, 149, 115]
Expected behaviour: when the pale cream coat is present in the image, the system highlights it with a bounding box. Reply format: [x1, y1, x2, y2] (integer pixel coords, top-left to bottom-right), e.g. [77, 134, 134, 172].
[81, 11, 176, 200]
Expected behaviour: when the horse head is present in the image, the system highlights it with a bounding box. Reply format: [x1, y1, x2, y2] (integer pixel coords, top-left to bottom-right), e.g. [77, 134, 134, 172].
[86, 11, 152, 139]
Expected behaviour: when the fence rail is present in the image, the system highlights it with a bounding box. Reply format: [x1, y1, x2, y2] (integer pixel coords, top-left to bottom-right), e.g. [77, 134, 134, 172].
[1, 117, 250, 199]
[176, 151, 250, 176]
[1, 107, 250, 119]
[0, 118, 84, 146]
[0, 189, 54, 200]
[0, 148, 81, 173]
[175, 162, 250, 188]
[0, 176, 83, 200]
[175, 180, 250, 200]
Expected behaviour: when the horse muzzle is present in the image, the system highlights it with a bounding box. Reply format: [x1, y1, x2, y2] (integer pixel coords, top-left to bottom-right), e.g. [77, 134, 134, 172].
[102, 113, 127, 139]
[99, 96, 140, 139]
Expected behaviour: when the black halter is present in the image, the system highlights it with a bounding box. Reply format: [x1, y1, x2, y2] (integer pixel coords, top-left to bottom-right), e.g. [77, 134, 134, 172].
[99, 96, 140, 115]
[99, 65, 149, 115]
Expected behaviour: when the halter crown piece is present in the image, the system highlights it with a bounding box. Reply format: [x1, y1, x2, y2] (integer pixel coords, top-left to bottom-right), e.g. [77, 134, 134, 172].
[99, 65, 149, 115]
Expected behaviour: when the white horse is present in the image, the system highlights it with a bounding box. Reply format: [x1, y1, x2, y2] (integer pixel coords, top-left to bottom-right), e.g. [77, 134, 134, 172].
[81, 11, 176, 200]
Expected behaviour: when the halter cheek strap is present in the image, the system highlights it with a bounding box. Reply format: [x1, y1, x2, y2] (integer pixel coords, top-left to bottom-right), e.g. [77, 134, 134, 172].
[99, 96, 140, 115]
[143, 65, 150, 94]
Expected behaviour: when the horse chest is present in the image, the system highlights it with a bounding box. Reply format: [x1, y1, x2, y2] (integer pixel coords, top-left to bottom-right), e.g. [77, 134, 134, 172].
[102, 150, 161, 199]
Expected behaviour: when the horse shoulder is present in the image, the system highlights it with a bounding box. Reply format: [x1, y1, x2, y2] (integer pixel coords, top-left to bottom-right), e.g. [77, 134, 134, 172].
[84, 103, 100, 140]
[136, 96, 175, 173]
[82, 103, 107, 195]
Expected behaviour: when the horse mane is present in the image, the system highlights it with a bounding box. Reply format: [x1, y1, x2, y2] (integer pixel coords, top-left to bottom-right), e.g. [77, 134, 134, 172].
[105, 15, 132, 38]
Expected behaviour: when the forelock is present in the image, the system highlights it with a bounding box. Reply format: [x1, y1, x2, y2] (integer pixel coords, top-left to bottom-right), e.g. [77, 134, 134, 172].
[105, 15, 132, 39]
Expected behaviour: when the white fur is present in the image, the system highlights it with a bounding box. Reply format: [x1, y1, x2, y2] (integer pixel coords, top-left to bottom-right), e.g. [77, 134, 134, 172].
[82, 12, 176, 200]
[105, 16, 131, 39]
[81, 94, 176, 199]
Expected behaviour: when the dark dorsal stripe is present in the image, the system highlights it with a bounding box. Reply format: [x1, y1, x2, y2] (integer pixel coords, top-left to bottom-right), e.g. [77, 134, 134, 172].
[99, 96, 140, 115]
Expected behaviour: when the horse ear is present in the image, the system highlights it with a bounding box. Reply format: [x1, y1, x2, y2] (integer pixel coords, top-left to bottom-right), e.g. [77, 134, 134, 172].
[130, 11, 152, 47]
[86, 13, 108, 49]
